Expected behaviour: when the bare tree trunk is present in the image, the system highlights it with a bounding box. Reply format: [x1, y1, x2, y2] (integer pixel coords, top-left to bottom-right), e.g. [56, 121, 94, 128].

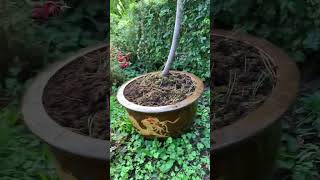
[161, 0, 183, 76]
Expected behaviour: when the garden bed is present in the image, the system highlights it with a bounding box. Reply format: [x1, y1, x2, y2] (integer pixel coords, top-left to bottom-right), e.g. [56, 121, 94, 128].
[43, 48, 109, 140]
[111, 90, 210, 179]
[211, 36, 276, 130]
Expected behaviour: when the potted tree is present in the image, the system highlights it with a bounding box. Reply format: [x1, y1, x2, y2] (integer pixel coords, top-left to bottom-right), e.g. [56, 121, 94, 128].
[116, 0, 204, 138]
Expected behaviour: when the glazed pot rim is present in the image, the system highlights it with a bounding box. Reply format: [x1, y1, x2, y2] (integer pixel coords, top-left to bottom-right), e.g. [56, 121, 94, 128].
[117, 71, 204, 113]
[22, 43, 109, 161]
[212, 30, 300, 151]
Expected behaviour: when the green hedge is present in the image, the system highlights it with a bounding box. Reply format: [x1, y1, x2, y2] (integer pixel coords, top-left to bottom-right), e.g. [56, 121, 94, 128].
[111, 0, 210, 81]
[0, 1, 106, 96]
[213, 0, 320, 62]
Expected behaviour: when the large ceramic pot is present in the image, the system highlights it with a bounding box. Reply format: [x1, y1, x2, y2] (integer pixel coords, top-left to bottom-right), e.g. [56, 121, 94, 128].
[22, 44, 109, 180]
[117, 71, 204, 138]
[211, 30, 299, 180]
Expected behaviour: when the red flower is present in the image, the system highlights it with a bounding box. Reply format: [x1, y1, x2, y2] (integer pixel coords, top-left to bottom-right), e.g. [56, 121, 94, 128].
[45, 1, 64, 16]
[117, 56, 124, 62]
[124, 55, 130, 62]
[32, 7, 49, 22]
[32, 1, 69, 23]
[116, 51, 126, 62]
[120, 62, 129, 69]
[115, 50, 131, 69]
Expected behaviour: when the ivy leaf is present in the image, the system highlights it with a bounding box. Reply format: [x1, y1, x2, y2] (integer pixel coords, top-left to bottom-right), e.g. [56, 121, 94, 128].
[277, 159, 295, 169]
[303, 30, 320, 50]
[290, 51, 305, 62]
[283, 134, 299, 153]
[196, 143, 204, 150]
[160, 160, 175, 173]
[292, 172, 306, 180]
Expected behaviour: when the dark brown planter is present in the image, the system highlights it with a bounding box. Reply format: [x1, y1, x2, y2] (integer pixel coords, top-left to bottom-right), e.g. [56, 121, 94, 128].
[211, 30, 300, 180]
[117, 71, 204, 138]
[22, 44, 109, 180]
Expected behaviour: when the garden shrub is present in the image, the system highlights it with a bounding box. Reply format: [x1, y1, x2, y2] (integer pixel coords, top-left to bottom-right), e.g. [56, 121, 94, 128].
[0, 0, 106, 95]
[0, 1, 47, 89]
[212, 0, 320, 62]
[111, 0, 210, 81]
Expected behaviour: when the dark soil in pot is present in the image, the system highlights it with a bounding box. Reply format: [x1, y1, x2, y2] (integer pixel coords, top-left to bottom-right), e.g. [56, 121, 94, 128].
[43, 48, 109, 140]
[211, 36, 277, 131]
[124, 72, 195, 106]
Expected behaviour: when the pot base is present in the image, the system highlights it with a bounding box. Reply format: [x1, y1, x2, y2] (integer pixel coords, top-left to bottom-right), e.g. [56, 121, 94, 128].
[51, 147, 108, 180]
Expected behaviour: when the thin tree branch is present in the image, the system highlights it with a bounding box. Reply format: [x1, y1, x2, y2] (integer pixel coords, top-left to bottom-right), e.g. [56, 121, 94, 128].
[161, 0, 183, 76]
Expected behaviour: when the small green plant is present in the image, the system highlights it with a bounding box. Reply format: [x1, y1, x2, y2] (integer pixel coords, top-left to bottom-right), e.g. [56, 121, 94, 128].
[277, 91, 320, 179]
[0, 103, 58, 180]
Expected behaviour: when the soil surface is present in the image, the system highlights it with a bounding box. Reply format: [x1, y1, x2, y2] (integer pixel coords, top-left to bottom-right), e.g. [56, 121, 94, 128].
[43, 47, 109, 140]
[124, 72, 195, 106]
[211, 36, 276, 130]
